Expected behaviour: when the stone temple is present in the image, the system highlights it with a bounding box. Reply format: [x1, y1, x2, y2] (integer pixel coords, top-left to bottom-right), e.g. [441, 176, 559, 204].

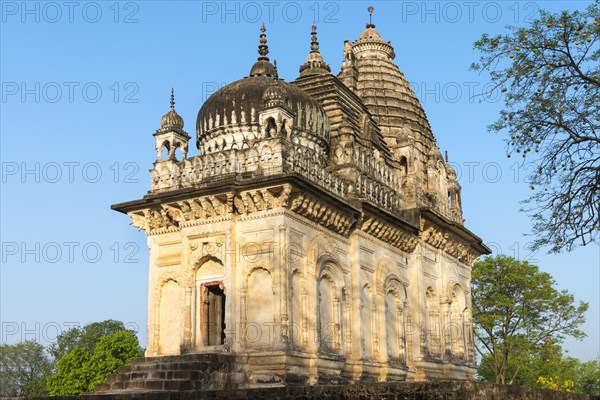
[108, 14, 490, 392]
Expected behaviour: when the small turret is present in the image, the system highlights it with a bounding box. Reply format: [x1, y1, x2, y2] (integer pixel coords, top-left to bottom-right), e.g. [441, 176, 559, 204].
[154, 89, 190, 161]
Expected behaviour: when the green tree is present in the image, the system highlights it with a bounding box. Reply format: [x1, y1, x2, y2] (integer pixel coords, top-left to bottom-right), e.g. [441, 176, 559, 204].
[477, 339, 564, 386]
[47, 330, 142, 395]
[0, 341, 53, 397]
[571, 357, 600, 395]
[472, 255, 588, 384]
[471, 3, 600, 253]
[47, 347, 93, 396]
[49, 319, 130, 361]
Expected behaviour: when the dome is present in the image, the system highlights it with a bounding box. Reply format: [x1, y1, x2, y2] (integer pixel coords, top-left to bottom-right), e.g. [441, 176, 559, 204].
[196, 25, 330, 156]
[196, 75, 330, 151]
[159, 89, 184, 131]
[161, 109, 184, 130]
[249, 60, 278, 77]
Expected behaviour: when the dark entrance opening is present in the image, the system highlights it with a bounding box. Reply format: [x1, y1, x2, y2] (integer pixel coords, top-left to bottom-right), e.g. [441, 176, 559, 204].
[205, 284, 226, 345]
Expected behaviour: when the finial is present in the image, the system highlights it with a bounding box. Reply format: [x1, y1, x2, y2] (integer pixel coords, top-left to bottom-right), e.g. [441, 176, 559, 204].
[170, 88, 175, 110]
[445, 150, 449, 163]
[258, 22, 269, 61]
[274, 58, 278, 70]
[310, 24, 319, 53]
[367, 6, 375, 28]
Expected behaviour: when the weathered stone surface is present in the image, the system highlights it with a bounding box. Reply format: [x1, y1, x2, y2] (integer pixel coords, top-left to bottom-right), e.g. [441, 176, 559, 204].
[5, 382, 600, 400]
[110, 18, 492, 390]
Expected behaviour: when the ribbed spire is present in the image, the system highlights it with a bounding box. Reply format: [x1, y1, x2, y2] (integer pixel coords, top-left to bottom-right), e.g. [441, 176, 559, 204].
[258, 22, 269, 61]
[299, 24, 331, 76]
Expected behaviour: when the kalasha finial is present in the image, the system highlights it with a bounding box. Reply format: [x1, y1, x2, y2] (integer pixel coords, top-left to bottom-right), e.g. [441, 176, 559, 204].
[445, 150, 449, 163]
[310, 24, 319, 53]
[258, 22, 269, 60]
[170, 88, 175, 110]
[367, 6, 375, 27]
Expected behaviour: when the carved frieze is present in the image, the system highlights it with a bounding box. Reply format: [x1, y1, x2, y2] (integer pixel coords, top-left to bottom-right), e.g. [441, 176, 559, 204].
[126, 194, 230, 235]
[233, 184, 292, 215]
[361, 216, 419, 253]
[420, 222, 480, 265]
[289, 192, 356, 236]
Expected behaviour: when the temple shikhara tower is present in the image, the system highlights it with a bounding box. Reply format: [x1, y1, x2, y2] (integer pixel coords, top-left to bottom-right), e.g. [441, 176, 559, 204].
[109, 12, 489, 392]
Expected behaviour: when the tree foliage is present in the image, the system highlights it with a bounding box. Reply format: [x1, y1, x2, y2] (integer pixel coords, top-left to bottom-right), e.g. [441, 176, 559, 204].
[472, 255, 588, 384]
[471, 2, 600, 253]
[46, 347, 93, 396]
[478, 340, 600, 395]
[0, 341, 52, 397]
[48, 319, 130, 361]
[47, 330, 141, 395]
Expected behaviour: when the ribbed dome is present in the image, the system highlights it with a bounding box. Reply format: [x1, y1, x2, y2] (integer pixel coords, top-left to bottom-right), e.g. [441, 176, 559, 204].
[196, 25, 330, 156]
[196, 75, 329, 150]
[340, 24, 433, 144]
[249, 60, 278, 78]
[161, 109, 184, 130]
[159, 89, 185, 132]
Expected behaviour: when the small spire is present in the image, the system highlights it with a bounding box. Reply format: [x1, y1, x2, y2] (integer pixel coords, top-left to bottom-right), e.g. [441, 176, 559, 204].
[299, 23, 331, 76]
[310, 24, 319, 53]
[170, 88, 175, 110]
[273, 58, 278, 70]
[258, 22, 269, 61]
[445, 150, 449, 163]
[367, 6, 375, 28]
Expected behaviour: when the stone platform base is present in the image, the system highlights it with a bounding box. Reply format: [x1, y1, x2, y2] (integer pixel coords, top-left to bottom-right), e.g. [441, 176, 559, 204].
[5, 381, 600, 400]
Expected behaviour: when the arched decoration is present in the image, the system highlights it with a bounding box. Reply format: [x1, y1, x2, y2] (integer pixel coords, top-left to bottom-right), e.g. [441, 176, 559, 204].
[281, 119, 289, 138]
[383, 279, 407, 363]
[425, 287, 442, 358]
[450, 283, 468, 360]
[259, 144, 275, 172]
[375, 255, 402, 295]
[360, 284, 373, 359]
[317, 261, 345, 354]
[193, 255, 225, 277]
[265, 117, 276, 137]
[290, 269, 305, 348]
[245, 267, 276, 347]
[399, 156, 408, 176]
[193, 256, 226, 348]
[158, 279, 182, 355]
[246, 148, 258, 170]
[307, 234, 342, 279]
[158, 140, 170, 161]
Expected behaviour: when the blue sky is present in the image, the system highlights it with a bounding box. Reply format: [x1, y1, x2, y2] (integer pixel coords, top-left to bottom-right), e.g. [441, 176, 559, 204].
[1, 1, 598, 362]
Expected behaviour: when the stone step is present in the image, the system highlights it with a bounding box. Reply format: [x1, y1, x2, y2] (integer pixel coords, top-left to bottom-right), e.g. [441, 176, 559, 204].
[115, 369, 207, 382]
[93, 383, 111, 393]
[93, 353, 239, 394]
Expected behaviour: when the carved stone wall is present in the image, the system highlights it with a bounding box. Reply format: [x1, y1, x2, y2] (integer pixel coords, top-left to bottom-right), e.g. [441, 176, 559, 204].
[111, 18, 491, 390]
